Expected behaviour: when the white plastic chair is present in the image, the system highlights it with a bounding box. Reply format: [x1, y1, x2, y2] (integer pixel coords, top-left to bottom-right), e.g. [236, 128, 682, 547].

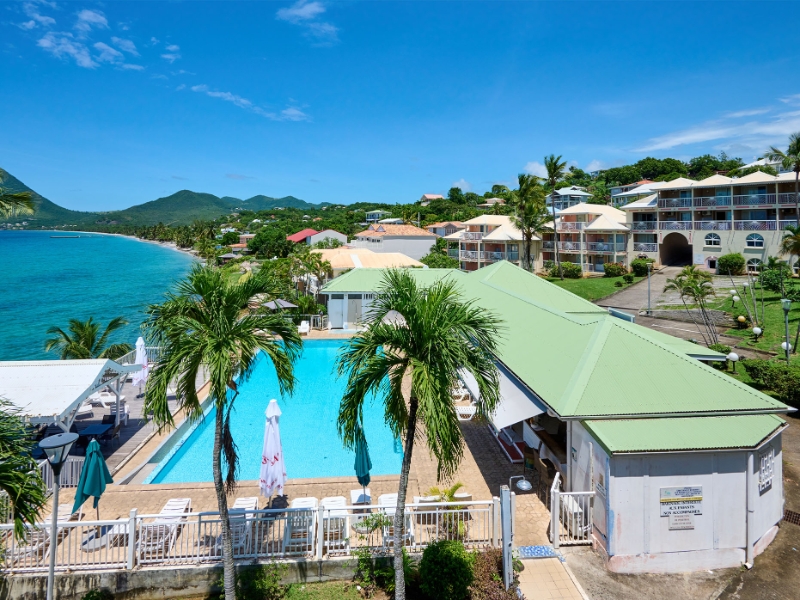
[298, 321, 310, 336]
[321, 496, 350, 554]
[378, 493, 414, 548]
[282, 497, 318, 555]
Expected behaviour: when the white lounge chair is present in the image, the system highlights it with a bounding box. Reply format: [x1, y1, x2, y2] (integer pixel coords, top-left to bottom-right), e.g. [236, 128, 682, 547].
[138, 498, 191, 561]
[298, 321, 310, 336]
[350, 488, 371, 506]
[456, 405, 477, 421]
[321, 496, 350, 554]
[378, 493, 414, 548]
[282, 497, 318, 555]
[12, 505, 82, 565]
[227, 497, 258, 555]
[109, 402, 130, 426]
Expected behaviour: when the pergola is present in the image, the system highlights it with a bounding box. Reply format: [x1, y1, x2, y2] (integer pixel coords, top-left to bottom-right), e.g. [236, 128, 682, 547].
[0, 359, 141, 431]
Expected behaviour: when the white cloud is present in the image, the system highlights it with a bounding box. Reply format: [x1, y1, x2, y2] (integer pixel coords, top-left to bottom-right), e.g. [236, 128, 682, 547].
[306, 21, 339, 43]
[165, 44, 180, 52]
[161, 53, 181, 63]
[586, 160, 606, 172]
[280, 106, 309, 121]
[451, 178, 471, 192]
[19, 20, 37, 30]
[75, 9, 108, 34]
[22, 1, 56, 28]
[111, 37, 139, 56]
[724, 108, 771, 118]
[191, 84, 311, 122]
[94, 42, 123, 63]
[276, 1, 326, 23]
[523, 161, 547, 178]
[120, 63, 145, 71]
[150, 37, 159, 45]
[38, 32, 96, 68]
[176, 83, 186, 90]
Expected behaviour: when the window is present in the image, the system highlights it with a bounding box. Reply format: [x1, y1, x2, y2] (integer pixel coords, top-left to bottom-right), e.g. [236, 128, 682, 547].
[704, 233, 721, 247]
[746, 233, 764, 248]
[331, 294, 344, 300]
[747, 258, 763, 271]
[759, 447, 774, 495]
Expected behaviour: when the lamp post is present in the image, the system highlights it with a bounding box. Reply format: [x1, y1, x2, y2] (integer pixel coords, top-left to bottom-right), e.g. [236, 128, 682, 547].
[753, 327, 762, 341]
[646, 262, 651, 316]
[782, 298, 792, 365]
[727, 352, 739, 373]
[39, 432, 78, 600]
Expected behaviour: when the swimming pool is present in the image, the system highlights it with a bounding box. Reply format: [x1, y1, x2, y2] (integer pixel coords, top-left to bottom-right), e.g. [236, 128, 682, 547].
[145, 339, 403, 484]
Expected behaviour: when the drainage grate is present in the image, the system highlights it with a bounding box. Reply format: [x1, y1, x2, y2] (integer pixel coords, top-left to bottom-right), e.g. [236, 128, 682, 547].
[784, 510, 800, 526]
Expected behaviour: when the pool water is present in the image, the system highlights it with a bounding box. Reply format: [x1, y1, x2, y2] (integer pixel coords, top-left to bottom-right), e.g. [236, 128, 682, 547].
[146, 340, 403, 484]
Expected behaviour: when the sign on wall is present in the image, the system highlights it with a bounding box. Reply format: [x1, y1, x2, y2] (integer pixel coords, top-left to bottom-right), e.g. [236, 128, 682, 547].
[660, 486, 703, 517]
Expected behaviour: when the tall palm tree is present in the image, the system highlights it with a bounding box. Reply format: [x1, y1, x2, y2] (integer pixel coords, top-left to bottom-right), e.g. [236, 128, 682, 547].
[544, 155, 568, 279]
[780, 224, 800, 274]
[337, 270, 501, 600]
[143, 265, 301, 600]
[0, 170, 35, 218]
[663, 265, 718, 346]
[44, 317, 133, 360]
[0, 399, 47, 539]
[511, 174, 550, 271]
[764, 132, 800, 224]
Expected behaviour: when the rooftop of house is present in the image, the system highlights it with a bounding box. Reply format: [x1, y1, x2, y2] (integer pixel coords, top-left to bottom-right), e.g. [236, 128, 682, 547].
[552, 186, 592, 197]
[420, 194, 445, 201]
[556, 202, 627, 221]
[619, 194, 658, 210]
[462, 214, 516, 226]
[353, 223, 436, 238]
[312, 247, 422, 270]
[286, 228, 319, 242]
[478, 197, 506, 206]
[426, 221, 464, 229]
[655, 170, 796, 191]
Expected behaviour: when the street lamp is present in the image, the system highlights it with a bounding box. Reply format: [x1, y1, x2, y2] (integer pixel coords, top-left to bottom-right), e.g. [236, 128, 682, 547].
[509, 475, 532, 492]
[782, 298, 792, 365]
[39, 432, 78, 600]
[753, 327, 762, 341]
[727, 352, 739, 373]
[732, 295, 740, 307]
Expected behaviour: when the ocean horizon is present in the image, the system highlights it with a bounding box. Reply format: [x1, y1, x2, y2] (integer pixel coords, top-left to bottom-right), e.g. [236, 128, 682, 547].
[0, 230, 196, 361]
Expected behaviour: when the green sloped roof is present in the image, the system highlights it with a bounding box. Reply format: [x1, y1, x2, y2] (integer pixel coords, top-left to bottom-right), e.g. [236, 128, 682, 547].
[321, 268, 465, 293]
[583, 414, 786, 453]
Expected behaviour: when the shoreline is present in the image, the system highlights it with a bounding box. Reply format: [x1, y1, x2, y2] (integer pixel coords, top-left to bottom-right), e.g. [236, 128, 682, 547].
[50, 229, 199, 260]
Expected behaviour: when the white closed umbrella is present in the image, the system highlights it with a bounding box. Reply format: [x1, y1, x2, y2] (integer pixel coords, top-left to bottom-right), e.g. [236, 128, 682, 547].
[260, 399, 286, 500]
[131, 337, 149, 396]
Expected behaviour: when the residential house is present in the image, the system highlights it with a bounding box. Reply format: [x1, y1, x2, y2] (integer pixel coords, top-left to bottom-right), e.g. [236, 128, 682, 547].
[238, 233, 256, 245]
[378, 217, 405, 224]
[312, 247, 422, 278]
[426, 221, 464, 237]
[365, 210, 392, 223]
[611, 181, 667, 207]
[448, 215, 525, 271]
[286, 228, 348, 246]
[477, 197, 506, 209]
[547, 186, 593, 211]
[419, 193, 444, 206]
[349, 223, 437, 260]
[609, 179, 656, 199]
[621, 171, 799, 272]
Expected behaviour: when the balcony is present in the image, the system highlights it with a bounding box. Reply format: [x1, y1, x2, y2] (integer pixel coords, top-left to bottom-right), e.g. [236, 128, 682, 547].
[460, 250, 479, 261]
[630, 221, 657, 231]
[506, 252, 520, 261]
[694, 196, 731, 207]
[780, 220, 799, 230]
[633, 242, 658, 252]
[483, 251, 506, 262]
[659, 221, 692, 230]
[557, 222, 585, 232]
[558, 241, 585, 251]
[733, 194, 776, 206]
[463, 231, 484, 241]
[658, 198, 693, 209]
[694, 221, 732, 230]
[733, 220, 778, 231]
[542, 240, 554, 249]
[779, 193, 798, 204]
[447, 249, 460, 258]
[586, 242, 627, 253]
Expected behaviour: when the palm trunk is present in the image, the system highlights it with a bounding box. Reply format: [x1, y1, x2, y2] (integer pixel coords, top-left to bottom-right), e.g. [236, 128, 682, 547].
[393, 396, 418, 600]
[551, 197, 563, 280]
[794, 170, 799, 226]
[213, 403, 236, 600]
[681, 295, 709, 346]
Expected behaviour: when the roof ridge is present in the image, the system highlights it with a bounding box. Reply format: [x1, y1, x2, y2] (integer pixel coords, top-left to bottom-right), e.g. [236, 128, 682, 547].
[559, 318, 614, 415]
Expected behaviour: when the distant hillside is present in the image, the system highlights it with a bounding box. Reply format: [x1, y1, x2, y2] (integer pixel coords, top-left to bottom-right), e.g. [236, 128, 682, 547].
[1, 168, 325, 227]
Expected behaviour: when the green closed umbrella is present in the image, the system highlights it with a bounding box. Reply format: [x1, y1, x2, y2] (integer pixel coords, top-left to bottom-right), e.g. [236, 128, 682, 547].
[354, 429, 372, 494]
[72, 440, 113, 519]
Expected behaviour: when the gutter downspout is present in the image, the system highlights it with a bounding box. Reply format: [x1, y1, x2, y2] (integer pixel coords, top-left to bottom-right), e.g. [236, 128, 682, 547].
[745, 450, 755, 568]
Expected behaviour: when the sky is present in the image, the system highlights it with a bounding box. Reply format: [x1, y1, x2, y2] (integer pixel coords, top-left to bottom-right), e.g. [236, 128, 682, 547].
[2, 0, 800, 211]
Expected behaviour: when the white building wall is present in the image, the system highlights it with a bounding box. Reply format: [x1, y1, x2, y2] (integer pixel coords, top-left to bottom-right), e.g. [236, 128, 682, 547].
[308, 231, 348, 246]
[350, 237, 436, 260]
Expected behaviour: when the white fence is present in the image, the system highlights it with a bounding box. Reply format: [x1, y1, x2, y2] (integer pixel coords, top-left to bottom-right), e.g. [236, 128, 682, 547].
[38, 457, 85, 494]
[550, 474, 594, 548]
[0, 500, 499, 573]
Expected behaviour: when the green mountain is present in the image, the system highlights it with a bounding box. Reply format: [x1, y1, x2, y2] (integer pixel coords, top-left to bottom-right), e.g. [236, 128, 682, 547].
[1, 168, 326, 227]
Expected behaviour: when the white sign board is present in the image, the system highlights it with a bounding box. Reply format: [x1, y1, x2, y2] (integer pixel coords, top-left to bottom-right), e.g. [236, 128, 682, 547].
[694, 253, 705, 265]
[668, 513, 695, 530]
[660, 486, 703, 517]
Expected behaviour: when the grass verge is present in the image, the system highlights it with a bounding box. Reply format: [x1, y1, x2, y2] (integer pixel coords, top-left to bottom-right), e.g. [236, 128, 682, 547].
[547, 275, 644, 302]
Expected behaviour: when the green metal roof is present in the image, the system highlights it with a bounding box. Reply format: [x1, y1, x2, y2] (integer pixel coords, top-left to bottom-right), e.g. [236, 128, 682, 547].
[583, 414, 786, 453]
[320, 268, 466, 293]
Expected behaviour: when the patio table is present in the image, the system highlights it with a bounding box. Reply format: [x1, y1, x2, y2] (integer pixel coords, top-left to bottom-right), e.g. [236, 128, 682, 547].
[78, 423, 112, 440]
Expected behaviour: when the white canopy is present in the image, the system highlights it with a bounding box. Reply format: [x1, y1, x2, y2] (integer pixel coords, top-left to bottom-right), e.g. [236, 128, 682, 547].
[0, 359, 139, 431]
[459, 363, 546, 430]
[260, 399, 287, 499]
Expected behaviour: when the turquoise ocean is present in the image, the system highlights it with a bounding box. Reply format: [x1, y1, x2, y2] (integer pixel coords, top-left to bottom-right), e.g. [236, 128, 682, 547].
[0, 231, 195, 361]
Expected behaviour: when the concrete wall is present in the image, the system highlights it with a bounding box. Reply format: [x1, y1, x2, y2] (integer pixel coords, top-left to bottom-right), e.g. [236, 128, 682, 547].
[308, 231, 348, 246]
[325, 293, 374, 329]
[350, 237, 436, 260]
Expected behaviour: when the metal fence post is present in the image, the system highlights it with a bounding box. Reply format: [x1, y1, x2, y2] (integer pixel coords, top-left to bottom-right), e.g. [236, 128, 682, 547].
[492, 496, 500, 547]
[500, 486, 513, 591]
[551, 483, 560, 550]
[316, 506, 324, 560]
[127, 509, 137, 570]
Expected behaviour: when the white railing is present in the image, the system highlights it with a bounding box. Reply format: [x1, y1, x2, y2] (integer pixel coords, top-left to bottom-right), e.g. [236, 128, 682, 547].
[557, 222, 585, 232]
[659, 221, 692, 230]
[694, 221, 732, 230]
[733, 194, 776, 206]
[463, 231, 484, 241]
[586, 242, 626, 253]
[558, 241, 584, 251]
[0, 501, 498, 573]
[447, 249, 460, 258]
[779, 193, 799, 204]
[550, 474, 593, 548]
[39, 457, 85, 493]
[733, 220, 778, 231]
[633, 243, 657, 252]
[460, 251, 479, 261]
[116, 346, 162, 366]
[630, 222, 657, 231]
[694, 196, 731, 207]
[482, 251, 505, 262]
[658, 198, 693, 208]
[779, 220, 799, 230]
[542, 241, 554, 249]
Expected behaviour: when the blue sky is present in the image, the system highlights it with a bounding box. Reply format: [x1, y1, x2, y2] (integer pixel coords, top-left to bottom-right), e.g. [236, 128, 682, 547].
[2, 1, 800, 211]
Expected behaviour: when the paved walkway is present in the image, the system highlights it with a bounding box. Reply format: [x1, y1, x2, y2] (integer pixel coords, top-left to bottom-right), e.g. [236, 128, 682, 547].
[518, 558, 587, 600]
[595, 266, 678, 312]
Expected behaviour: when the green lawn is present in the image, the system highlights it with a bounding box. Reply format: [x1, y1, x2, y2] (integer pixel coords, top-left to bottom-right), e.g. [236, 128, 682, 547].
[284, 581, 372, 599]
[707, 286, 800, 354]
[547, 275, 645, 302]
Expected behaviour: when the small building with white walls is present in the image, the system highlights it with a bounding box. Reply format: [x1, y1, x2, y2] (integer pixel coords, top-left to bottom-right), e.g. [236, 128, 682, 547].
[349, 224, 437, 260]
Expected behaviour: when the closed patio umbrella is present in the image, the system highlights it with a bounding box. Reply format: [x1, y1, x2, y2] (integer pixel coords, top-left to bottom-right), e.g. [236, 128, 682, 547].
[131, 337, 149, 397]
[72, 439, 113, 520]
[354, 427, 372, 499]
[260, 399, 286, 499]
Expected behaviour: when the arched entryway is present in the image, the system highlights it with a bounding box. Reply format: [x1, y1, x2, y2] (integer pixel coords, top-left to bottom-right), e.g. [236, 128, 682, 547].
[660, 232, 692, 266]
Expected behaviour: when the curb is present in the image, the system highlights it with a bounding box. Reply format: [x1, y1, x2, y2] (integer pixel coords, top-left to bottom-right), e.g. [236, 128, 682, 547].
[561, 560, 592, 600]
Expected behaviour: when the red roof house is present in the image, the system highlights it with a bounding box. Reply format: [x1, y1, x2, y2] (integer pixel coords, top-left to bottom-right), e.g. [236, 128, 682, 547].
[286, 228, 319, 243]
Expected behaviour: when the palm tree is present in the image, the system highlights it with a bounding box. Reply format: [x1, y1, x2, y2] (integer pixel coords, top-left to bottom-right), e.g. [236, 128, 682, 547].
[780, 224, 800, 274]
[336, 270, 501, 600]
[0, 170, 35, 218]
[44, 317, 133, 360]
[511, 174, 551, 271]
[663, 265, 718, 346]
[764, 132, 800, 224]
[143, 265, 302, 600]
[544, 155, 568, 279]
[0, 399, 47, 539]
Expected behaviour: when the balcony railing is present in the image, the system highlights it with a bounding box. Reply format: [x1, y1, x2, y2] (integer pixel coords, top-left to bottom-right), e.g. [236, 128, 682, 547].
[630, 222, 657, 231]
[780, 219, 800, 230]
[558, 241, 585, 251]
[733, 194, 776, 206]
[694, 221, 732, 230]
[447, 249, 459, 258]
[482, 251, 505, 262]
[659, 221, 692, 230]
[733, 220, 778, 231]
[463, 231, 484, 240]
[506, 252, 520, 261]
[557, 222, 585, 231]
[779, 193, 799, 204]
[633, 243, 658, 252]
[586, 242, 627, 253]
[658, 198, 693, 209]
[459, 250, 479, 261]
[694, 196, 731, 207]
[542, 241, 554, 249]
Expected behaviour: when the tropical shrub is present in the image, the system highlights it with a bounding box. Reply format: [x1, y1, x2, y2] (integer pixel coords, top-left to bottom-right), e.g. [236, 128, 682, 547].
[81, 592, 113, 600]
[717, 253, 746, 276]
[551, 262, 582, 278]
[419, 540, 474, 600]
[468, 548, 518, 600]
[602, 262, 627, 277]
[214, 562, 288, 600]
[741, 359, 800, 408]
[543, 260, 555, 271]
[760, 268, 791, 294]
[623, 273, 634, 284]
[630, 258, 654, 277]
[614, 281, 623, 287]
